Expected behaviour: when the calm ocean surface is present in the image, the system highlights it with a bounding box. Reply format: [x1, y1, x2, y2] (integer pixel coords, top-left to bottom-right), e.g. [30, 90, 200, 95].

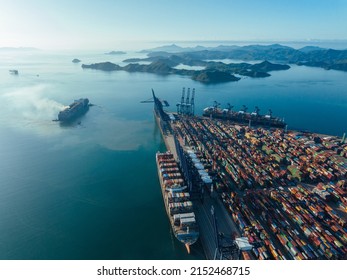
[0, 49, 347, 259]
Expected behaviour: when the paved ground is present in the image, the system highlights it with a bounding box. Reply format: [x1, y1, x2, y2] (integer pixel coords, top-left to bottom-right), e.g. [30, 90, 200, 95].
[194, 190, 241, 259]
[164, 135, 178, 161]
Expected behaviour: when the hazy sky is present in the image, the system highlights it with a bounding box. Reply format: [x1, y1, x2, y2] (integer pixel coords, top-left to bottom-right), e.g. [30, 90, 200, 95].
[1, 0, 346, 50]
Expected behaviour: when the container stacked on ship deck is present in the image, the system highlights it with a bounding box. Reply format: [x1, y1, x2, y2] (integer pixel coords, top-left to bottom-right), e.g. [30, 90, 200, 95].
[156, 152, 199, 248]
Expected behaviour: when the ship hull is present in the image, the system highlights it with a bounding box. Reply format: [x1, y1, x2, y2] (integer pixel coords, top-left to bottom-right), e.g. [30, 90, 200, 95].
[156, 152, 199, 248]
[203, 111, 286, 128]
[58, 98, 89, 122]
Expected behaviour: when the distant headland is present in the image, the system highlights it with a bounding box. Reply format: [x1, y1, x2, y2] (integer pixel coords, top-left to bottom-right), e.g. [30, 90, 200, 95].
[0, 47, 40, 52]
[105, 50, 126, 55]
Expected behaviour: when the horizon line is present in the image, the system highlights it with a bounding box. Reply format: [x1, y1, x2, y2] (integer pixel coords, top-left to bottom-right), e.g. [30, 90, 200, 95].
[2, 38, 347, 52]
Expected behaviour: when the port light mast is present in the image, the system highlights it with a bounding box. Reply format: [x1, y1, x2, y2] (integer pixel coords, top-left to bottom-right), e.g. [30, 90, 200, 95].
[190, 88, 195, 116]
[185, 88, 191, 115]
[180, 87, 185, 115]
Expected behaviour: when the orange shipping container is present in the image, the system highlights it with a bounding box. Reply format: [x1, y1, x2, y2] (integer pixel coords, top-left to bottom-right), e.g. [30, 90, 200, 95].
[242, 251, 251, 260]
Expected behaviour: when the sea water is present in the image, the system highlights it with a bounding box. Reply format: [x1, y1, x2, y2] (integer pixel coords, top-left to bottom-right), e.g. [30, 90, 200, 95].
[0, 49, 346, 259]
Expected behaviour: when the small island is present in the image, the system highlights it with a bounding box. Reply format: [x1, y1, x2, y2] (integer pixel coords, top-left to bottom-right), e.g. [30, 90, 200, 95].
[82, 61, 121, 71]
[105, 51, 126, 55]
[192, 70, 240, 83]
[72, 58, 81, 63]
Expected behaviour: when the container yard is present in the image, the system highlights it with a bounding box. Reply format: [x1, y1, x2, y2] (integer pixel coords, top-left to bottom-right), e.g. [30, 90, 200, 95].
[152, 89, 347, 260]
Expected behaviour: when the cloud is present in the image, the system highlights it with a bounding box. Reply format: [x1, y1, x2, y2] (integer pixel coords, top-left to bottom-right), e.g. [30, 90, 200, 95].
[2, 84, 65, 121]
[0, 84, 66, 136]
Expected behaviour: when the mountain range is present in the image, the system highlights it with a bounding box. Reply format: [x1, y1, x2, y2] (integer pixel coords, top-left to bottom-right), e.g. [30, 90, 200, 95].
[81, 44, 347, 84]
[139, 44, 347, 72]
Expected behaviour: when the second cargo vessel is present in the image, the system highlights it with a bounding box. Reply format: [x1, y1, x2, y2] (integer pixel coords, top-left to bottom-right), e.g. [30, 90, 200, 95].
[203, 103, 286, 128]
[156, 152, 199, 253]
[58, 98, 89, 122]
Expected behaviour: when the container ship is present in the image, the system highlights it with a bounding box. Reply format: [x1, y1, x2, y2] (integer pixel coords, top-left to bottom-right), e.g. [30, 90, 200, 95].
[203, 103, 286, 128]
[58, 98, 89, 122]
[9, 69, 19, 75]
[156, 152, 199, 253]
